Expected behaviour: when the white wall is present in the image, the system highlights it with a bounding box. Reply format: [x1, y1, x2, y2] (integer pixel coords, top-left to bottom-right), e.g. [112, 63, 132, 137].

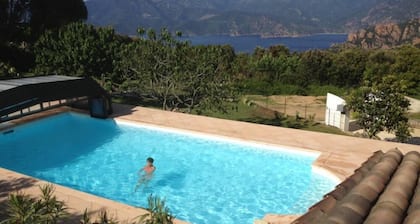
[325, 93, 349, 131]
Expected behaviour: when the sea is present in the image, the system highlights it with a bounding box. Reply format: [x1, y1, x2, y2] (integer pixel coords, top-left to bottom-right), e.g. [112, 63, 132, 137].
[182, 34, 348, 53]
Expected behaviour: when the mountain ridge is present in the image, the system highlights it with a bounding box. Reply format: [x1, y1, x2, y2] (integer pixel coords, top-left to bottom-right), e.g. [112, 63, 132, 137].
[86, 0, 420, 36]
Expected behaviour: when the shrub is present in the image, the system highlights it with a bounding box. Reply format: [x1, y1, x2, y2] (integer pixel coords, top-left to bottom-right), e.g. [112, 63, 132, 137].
[1, 185, 175, 224]
[80, 209, 118, 224]
[1, 184, 67, 224]
[138, 195, 174, 224]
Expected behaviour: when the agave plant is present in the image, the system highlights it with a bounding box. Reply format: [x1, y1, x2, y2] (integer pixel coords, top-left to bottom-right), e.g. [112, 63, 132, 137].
[80, 208, 91, 224]
[1, 185, 175, 224]
[0, 184, 67, 224]
[80, 208, 118, 224]
[138, 195, 174, 224]
[0, 192, 39, 224]
[38, 184, 68, 223]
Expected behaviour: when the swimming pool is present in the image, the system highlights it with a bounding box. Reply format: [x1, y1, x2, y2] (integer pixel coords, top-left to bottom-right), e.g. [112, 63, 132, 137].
[0, 112, 337, 223]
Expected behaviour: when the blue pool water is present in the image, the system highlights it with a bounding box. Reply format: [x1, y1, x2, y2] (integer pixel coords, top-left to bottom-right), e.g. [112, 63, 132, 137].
[0, 113, 337, 223]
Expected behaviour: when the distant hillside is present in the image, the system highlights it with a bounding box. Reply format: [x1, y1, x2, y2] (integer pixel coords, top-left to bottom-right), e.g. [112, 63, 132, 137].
[354, 0, 420, 27]
[85, 0, 420, 36]
[347, 18, 420, 49]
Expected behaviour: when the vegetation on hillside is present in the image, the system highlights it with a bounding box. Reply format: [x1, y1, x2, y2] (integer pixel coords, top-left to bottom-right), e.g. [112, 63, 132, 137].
[27, 23, 420, 110]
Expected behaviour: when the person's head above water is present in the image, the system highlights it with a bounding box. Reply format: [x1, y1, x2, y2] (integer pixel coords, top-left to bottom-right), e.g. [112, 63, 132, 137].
[146, 157, 154, 165]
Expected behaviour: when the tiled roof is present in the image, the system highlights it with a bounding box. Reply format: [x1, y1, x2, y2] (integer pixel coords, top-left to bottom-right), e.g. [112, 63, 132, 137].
[292, 148, 420, 224]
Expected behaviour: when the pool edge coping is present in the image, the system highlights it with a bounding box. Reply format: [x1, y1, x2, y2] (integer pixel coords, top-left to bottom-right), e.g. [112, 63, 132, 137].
[115, 118, 323, 158]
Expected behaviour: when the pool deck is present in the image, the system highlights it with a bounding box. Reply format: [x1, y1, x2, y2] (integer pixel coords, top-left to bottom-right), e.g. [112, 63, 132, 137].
[1, 104, 420, 224]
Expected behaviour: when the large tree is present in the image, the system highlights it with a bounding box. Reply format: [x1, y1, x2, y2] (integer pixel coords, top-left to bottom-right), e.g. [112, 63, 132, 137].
[0, 0, 30, 41]
[117, 28, 236, 112]
[180, 45, 236, 113]
[348, 75, 411, 142]
[29, 0, 87, 38]
[33, 22, 122, 78]
[0, 0, 86, 41]
[0, 0, 87, 74]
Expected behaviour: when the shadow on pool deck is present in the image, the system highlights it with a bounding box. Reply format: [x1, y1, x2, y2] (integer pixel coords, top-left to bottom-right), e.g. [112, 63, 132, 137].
[0, 177, 37, 220]
[111, 103, 139, 117]
[0, 177, 38, 198]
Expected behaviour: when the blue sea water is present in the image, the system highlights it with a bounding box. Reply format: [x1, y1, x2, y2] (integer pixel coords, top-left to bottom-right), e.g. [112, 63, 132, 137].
[183, 34, 348, 53]
[0, 113, 337, 224]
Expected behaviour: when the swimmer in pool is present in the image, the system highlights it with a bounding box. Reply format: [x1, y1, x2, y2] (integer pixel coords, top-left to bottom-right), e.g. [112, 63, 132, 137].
[135, 157, 156, 191]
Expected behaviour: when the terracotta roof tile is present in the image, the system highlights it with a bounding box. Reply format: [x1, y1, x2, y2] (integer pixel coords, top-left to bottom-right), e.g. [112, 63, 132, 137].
[292, 148, 420, 224]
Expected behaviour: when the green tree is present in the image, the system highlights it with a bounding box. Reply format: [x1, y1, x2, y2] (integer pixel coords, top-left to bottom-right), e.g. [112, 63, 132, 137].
[391, 46, 420, 97]
[116, 28, 188, 110]
[348, 75, 411, 142]
[0, 61, 17, 78]
[267, 45, 290, 57]
[29, 0, 87, 38]
[297, 50, 332, 85]
[33, 22, 122, 78]
[328, 49, 367, 87]
[117, 28, 235, 112]
[180, 45, 236, 113]
[363, 50, 396, 85]
[0, 0, 30, 42]
[0, 0, 32, 72]
[0, 0, 88, 73]
[231, 52, 252, 79]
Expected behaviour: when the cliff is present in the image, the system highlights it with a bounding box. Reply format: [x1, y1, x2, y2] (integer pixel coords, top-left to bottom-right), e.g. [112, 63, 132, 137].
[347, 18, 420, 49]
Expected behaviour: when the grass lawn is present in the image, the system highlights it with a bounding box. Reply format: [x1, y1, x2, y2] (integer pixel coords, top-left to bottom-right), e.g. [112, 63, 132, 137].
[199, 99, 348, 136]
[305, 123, 348, 135]
[409, 113, 420, 120]
[409, 95, 420, 100]
[197, 99, 256, 121]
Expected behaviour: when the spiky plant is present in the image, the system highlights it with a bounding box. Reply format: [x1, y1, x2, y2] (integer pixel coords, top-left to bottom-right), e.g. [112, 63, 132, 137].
[80, 208, 91, 224]
[0, 184, 67, 224]
[138, 195, 174, 224]
[80, 208, 118, 224]
[97, 209, 118, 224]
